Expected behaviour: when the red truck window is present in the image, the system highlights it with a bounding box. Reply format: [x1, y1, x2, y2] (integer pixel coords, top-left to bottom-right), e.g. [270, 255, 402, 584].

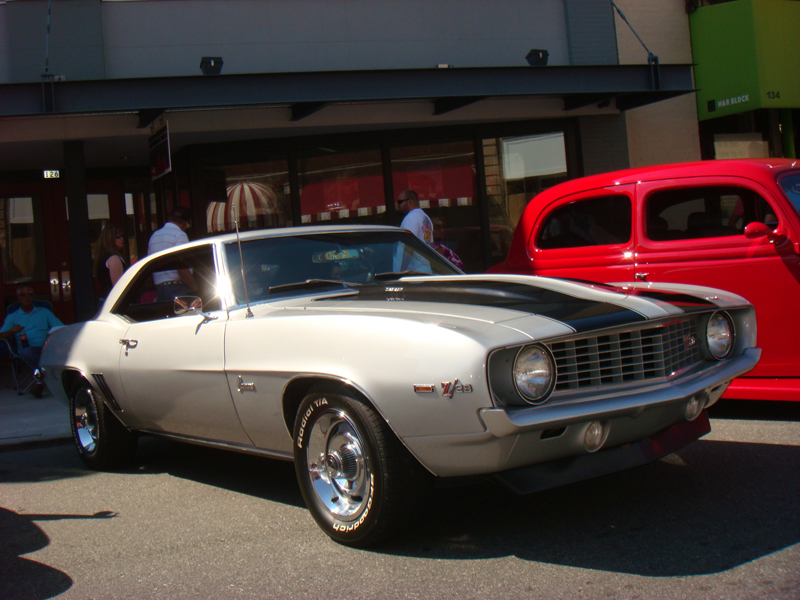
[537, 196, 631, 250]
[646, 186, 777, 241]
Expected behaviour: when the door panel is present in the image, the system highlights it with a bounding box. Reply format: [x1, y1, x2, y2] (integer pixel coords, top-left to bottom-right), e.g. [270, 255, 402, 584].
[635, 177, 800, 379]
[526, 185, 636, 282]
[117, 311, 252, 444]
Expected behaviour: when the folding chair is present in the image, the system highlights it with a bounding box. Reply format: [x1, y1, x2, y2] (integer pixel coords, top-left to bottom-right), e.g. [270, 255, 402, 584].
[1, 299, 53, 395]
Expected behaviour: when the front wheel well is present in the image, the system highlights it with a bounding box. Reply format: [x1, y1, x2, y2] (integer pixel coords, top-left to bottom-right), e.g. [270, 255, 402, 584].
[282, 377, 368, 436]
[61, 369, 87, 398]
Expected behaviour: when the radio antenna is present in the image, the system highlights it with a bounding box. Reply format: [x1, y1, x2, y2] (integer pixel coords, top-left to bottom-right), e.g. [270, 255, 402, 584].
[234, 207, 253, 318]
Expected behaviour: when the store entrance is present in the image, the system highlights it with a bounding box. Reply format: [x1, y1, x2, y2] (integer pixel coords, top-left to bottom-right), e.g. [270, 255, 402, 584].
[0, 177, 129, 324]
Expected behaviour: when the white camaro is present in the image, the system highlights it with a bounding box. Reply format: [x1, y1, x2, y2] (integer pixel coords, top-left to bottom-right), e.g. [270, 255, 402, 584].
[40, 225, 760, 546]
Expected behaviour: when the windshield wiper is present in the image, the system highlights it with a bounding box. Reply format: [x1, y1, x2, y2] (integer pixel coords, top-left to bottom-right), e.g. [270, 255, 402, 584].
[268, 279, 357, 293]
[373, 270, 430, 281]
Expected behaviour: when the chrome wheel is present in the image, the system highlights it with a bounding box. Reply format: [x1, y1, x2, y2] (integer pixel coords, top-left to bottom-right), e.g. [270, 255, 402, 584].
[306, 409, 371, 521]
[73, 386, 99, 454]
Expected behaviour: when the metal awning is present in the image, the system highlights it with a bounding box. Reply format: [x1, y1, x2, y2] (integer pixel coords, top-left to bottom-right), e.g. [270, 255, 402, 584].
[2, 64, 695, 121]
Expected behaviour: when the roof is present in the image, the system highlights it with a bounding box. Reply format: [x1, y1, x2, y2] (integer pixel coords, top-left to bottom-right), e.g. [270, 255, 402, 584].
[528, 158, 800, 206]
[143, 224, 403, 261]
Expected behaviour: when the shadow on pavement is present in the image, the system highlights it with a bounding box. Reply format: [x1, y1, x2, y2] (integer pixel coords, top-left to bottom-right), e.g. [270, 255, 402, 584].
[128, 436, 306, 509]
[4, 424, 797, 578]
[378, 438, 800, 576]
[0, 507, 87, 600]
[0, 443, 94, 484]
[120, 433, 799, 577]
[709, 399, 800, 422]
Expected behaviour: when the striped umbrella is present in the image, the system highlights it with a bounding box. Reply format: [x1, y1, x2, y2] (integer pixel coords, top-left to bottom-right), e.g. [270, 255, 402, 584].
[206, 181, 285, 233]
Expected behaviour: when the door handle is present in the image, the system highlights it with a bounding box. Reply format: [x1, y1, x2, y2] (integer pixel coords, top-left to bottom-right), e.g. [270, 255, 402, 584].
[50, 271, 61, 301]
[119, 339, 139, 356]
[61, 270, 72, 301]
[635, 272, 648, 281]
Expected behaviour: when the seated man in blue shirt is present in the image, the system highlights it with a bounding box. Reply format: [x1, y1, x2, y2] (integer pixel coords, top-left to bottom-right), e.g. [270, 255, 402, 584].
[0, 285, 64, 397]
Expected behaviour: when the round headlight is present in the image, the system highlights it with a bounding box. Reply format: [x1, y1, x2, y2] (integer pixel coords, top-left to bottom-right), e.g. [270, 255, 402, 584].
[706, 311, 733, 359]
[514, 344, 556, 404]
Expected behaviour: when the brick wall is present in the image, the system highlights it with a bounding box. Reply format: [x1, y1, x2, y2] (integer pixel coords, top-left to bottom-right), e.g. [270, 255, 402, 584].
[579, 114, 630, 176]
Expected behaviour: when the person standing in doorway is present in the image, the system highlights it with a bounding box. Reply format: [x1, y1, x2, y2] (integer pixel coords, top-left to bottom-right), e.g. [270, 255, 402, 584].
[148, 206, 197, 302]
[94, 225, 127, 306]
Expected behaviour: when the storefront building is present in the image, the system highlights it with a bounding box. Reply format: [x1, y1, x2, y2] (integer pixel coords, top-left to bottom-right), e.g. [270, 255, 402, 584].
[689, 0, 799, 160]
[0, 0, 696, 323]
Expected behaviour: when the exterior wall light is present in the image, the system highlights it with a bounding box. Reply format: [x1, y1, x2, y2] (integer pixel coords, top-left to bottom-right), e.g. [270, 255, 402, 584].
[525, 49, 549, 66]
[200, 57, 223, 75]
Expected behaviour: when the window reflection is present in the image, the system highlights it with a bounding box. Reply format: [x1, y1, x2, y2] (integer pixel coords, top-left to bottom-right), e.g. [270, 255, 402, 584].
[391, 142, 481, 272]
[69, 194, 111, 267]
[482, 132, 568, 268]
[207, 161, 292, 233]
[124, 193, 140, 264]
[299, 149, 385, 224]
[0, 196, 47, 284]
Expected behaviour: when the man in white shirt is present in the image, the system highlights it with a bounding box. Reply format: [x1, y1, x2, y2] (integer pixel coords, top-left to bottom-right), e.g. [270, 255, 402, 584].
[148, 206, 197, 301]
[397, 189, 433, 245]
[394, 189, 434, 273]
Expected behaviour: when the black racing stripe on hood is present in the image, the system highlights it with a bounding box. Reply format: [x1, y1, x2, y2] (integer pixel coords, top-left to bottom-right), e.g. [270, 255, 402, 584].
[609, 288, 719, 313]
[315, 280, 647, 333]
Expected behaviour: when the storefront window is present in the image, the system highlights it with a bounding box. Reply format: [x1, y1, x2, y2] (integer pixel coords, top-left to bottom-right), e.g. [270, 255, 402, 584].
[0, 196, 47, 284]
[207, 160, 292, 233]
[149, 192, 159, 234]
[124, 193, 140, 264]
[298, 149, 385, 224]
[68, 194, 111, 266]
[482, 132, 568, 268]
[390, 141, 482, 272]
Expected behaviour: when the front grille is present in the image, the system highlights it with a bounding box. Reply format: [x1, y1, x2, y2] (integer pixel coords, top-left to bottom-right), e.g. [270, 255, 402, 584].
[547, 319, 702, 392]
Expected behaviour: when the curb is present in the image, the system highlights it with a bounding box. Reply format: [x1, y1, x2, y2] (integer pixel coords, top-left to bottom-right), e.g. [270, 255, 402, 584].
[0, 437, 72, 454]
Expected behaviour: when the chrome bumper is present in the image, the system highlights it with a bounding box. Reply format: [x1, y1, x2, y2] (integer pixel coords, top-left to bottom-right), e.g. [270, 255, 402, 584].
[479, 348, 760, 437]
[402, 348, 759, 478]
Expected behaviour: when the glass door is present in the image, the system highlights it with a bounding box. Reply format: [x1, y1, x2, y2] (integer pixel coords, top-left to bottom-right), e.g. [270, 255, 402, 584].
[0, 177, 130, 324]
[0, 180, 73, 322]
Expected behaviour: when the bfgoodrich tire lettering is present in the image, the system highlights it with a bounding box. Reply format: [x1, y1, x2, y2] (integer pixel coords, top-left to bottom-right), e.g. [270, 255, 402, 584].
[293, 391, 418, 547]
[69, 378, 137, 470]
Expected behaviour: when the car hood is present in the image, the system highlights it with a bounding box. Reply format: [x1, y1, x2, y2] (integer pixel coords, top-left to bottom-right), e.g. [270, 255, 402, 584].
[269, 275, 737, 334]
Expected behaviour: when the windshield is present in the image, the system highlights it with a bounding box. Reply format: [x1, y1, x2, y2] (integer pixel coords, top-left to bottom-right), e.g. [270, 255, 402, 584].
[779, 172, 800, 216]
[224, 230, 461, 304]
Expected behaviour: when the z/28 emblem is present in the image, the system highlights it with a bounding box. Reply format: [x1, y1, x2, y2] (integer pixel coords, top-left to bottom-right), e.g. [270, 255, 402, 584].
[441, 379, 473, 398]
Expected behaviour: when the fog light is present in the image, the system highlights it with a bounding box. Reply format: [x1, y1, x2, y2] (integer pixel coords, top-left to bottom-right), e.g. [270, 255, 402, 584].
[584, 421, 609, 453]
[684, 393, 706, 421]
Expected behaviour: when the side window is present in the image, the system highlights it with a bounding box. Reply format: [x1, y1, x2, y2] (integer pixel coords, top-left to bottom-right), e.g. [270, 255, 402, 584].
[646, 186, 778, 242]
[537, 196, 631, 250]
[113, 246, 220, 323]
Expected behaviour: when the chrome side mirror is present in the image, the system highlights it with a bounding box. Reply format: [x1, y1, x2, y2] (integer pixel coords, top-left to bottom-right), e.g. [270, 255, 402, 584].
[174, 296, 203, 316]
[174, 295, 219, 323]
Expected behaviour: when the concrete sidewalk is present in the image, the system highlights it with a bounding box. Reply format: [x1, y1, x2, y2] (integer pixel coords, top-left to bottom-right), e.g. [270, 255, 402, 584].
[0, 384, 72, 451]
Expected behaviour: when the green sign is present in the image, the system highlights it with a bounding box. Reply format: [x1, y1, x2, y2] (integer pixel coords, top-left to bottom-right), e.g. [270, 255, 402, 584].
[690, 0, 800, 120]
